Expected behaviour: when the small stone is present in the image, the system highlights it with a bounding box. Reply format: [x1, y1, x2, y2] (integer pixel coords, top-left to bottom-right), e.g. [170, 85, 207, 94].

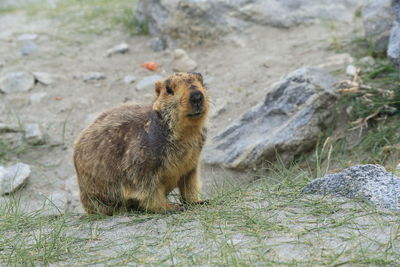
[149, 37, 167, 52]
[106, 43, 129, 57]
[0, 72, 35, 94]
[0, 163, 31, 195]
[17, 33, 38, 41]
[172, 49, 198, 72]
[29, 92, 48, 104]
[346, 65, 357, 76]
[33, 72, 54, 85]
[24, 123, 46, 145]
[83, 72, 106, 81]
[135, 75, 163, 91]
[359, 56, 375, 66]
[21, 41, 38, 56]
[123, 75, 137, 84]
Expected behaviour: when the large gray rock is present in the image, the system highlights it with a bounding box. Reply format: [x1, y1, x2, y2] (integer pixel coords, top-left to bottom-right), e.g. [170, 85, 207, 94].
[302, 165, 400, 210]
[393, 0, 400, 22]
[203, 67, 337, 169]
[0, 72, 35, 93]
[0, 163, 31, 195]
[137, 0, 365, 45]
[362, 0, 394, 53]
[388, 20, 400, 66]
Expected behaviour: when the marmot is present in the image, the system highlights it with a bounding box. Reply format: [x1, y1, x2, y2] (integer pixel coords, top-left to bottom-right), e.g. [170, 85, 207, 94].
[73, 72, 209, 215]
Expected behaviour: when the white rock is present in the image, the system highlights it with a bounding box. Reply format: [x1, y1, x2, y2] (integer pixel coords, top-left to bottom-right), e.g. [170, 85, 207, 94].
[123, 75, 137, 84]
[21, 41, 38, 56]
[30, 92, 48, 104]
[17, 33, 38, 41]
[106, 43, 129, 57]
[172, 49, 198, 72]
[83, 72, 106, 81]
[0, 163, 31, 195]
[136, 75, 163, 91]
[346, 65, 358, 76]
[359, 56, 376, 65]
[24, 123, 46, 145]
[0, 72, 35, 93]
[33, 72, 54, 85]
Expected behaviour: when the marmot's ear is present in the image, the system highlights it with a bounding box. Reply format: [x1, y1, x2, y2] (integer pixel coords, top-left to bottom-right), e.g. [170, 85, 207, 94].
[154, 80, 163, 96]
[189, 72, 203, 84]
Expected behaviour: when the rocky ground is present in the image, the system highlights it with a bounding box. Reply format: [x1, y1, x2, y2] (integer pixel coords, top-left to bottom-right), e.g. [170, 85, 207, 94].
[0, 0, 365, 213]
[1, 0, 400, 265]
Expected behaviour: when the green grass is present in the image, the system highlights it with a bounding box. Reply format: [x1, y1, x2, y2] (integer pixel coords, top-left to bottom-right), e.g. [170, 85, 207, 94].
[1, 0, 145, 36]
[1, 164, 400, 266]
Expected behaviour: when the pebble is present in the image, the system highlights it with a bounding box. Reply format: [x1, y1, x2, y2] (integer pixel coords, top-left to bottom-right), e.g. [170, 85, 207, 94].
[0, 163, 31, 195]
[136, 75, 163, 91]
[33, 72, 54, 85]
[24, 123, 46, 145]
[83, 72, 106, 81]
[17, 33, 39, 41]
[346, 65, 358, 76]
[106, 42, 129, 57]
[359, 56, 376, 65]
[30, 92, 48, 104]
[21, 41, 38, 56]
[172, 49, 198, 72]
[149, 37, 167, 52]
[0, 72, 35, 94]
[123, 75, 137, 84]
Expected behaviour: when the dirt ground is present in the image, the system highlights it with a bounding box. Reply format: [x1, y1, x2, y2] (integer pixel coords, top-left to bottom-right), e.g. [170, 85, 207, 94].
[0, 4, 363, 213]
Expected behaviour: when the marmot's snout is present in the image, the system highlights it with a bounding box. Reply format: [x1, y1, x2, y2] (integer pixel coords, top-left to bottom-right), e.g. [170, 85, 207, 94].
[188, 89, 205, 118]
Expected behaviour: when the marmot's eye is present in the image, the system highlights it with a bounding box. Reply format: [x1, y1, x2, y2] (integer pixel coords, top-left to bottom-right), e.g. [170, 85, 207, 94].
[166, 85, 174, 95]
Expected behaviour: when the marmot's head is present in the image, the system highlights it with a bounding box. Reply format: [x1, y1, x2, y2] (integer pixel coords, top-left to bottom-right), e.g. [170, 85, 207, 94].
[153, 72, 209, 130]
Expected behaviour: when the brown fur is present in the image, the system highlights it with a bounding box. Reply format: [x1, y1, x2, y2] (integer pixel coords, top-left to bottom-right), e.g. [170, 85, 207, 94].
[73, 72, 209, 215]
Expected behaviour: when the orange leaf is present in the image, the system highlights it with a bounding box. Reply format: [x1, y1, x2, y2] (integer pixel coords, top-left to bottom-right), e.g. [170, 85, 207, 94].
[141, 61, 158, 71]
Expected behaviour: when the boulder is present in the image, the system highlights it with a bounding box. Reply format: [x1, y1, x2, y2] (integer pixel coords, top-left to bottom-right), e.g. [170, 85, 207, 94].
[388, 21, 400, 66]
[0, 163, 31, 195]
[362, 0, 394, 53]
[137, 0, 366, 45]
[203, 67, 337, 169]
[0, 72, 35, 93]
[302, 165, 400, 211]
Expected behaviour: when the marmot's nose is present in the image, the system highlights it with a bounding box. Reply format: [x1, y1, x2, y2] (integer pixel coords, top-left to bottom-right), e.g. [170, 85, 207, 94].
[190, 91, 203, 105]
